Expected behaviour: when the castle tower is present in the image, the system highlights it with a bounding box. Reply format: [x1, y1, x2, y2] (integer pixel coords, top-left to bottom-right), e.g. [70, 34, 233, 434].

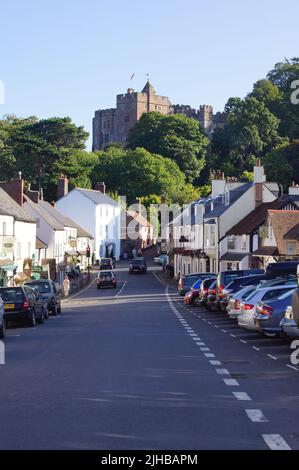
[198, 105, 214, 132]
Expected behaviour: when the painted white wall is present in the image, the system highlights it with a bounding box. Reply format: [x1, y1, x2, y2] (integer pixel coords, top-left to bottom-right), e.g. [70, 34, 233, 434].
[14, 221, 36, 273]
[57, 190, 96, 240]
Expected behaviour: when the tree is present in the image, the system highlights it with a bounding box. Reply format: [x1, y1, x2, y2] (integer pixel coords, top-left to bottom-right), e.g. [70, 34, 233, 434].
[127, 112, 209, 183]
[7, 117, 89, 199]
[263, 140, 299, 188]
[92, 146, 192, 204]
[211, 97, 282, 176]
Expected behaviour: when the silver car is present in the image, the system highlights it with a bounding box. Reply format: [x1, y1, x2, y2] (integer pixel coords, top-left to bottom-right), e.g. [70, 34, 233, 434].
[281, 306, 299, 338]
[238, 284, 296, 331]
[227, 285, 257, 319]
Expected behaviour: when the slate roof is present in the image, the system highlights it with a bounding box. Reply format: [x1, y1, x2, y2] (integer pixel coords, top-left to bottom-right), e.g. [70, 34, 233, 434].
[204, 182, 253, 218]
[226, 198, 296, 236]
[0, 188, 36, 223]
[24, 195, 64, 230]
[75, 188, 118, 207]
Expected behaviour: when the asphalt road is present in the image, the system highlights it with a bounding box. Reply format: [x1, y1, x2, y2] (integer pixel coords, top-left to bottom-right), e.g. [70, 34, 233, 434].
[0, 262, 299, 450]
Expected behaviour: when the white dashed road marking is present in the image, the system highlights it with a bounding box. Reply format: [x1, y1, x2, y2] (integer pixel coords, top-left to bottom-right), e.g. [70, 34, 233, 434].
[262, 434, 291, 450]
[233, 392, 252, 401]
[224, 379, 239, 386]
[245, 409, 268, 423]
[216, 369, 230, 375]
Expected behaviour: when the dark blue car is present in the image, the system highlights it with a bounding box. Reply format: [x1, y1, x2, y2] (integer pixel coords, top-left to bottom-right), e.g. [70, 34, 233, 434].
[254, 288, 295, 336]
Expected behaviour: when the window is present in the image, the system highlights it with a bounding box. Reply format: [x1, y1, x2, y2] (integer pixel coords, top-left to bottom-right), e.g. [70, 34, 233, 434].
[106, 207, 109, 217]
[242, 235, 247, 251]
[100, 207, 103, 217]
[2, 222, 7, 236]
[210, 225, 216, 247]
[105, 225, 109, 238]
[286, 242, 296, 256]
[228, 235, 236, 250]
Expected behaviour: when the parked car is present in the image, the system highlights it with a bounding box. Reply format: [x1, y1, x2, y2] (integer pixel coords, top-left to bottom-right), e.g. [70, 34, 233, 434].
[206, 279, 218, 311]
[129, 257, 147, 274]
[100, 258, 115, 270]
[0, 296, 5, 339]
[254, 289, 295, 336]
[238, 284, 296, 331]
[153, 254, 167, 265]
[266, 261, 299, 277]
[216, 269, 263, 310]
[220, 274, 266, 311]
[226, 285, 257, 319]
[178, 273, 214, 296]
[281, 306, 299, 338]
[25, 279, 61, 316]
[0, 286, 46, 327]
[184, 278, 203, 305]
[96, 270, 117, 289]
[196, 277, 217, 306]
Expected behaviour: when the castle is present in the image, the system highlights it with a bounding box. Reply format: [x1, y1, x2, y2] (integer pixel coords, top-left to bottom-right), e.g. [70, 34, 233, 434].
[92, 81, 226, 151]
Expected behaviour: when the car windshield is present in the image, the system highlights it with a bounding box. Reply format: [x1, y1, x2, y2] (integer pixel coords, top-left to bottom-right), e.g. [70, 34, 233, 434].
[100, 272, 113, 280]
[27, 282, 51, 294]
[132, 259, 144, 265]
[242, 287, 257, 300]
[0, 288, 25, 302]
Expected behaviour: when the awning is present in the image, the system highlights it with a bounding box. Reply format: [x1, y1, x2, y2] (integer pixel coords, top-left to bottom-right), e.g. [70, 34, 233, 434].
[252, 247, 278, 257]
[220, 252, 249, 262]
[36, 238, 48, 250]
[14, 272, 29, 282]
[0, 258, 17, 271]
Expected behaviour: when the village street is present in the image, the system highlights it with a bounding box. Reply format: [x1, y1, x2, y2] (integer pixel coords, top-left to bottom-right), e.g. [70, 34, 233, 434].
[0, 260, 299, 450]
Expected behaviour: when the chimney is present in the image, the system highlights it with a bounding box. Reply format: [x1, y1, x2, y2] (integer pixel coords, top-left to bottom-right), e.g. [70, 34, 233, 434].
[161, 194, 166, 205]
[253, 159, 266, 183]
[211, 169, 226, 197]
[0, 172, 24, 207]
[135, 197, 142, 214]
[94, 182, 106, 194]
[25, 187, 39, 204]
[289, 181, 299, 196]
[57, 174, 68, 200]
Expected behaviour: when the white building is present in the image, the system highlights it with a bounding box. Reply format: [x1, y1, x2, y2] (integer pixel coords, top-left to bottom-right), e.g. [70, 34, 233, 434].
[0, 183, 36, 286]
[56, 181, 121, 261]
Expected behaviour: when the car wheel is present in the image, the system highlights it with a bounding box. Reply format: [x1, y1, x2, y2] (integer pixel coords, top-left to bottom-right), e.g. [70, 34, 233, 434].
[29, 310, 36, 327]
[97, 285, 100, 289]
[38, 310, 45, 324]
[0, 321, 5, 339]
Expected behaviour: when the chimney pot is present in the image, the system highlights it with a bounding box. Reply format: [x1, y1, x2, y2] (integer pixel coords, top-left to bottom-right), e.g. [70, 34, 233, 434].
[94, 182, 106, 194]
[57, 175, 68, 200]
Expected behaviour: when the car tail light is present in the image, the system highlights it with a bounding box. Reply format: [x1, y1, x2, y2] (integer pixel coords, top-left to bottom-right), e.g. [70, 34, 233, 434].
[209, 289, 216, 295]
[218, 284, 224, 298]
[204, 288, 208, 292]
[243, 303, 254, 310]
[235, 300, 240, 310]
[180, 279, 183, 289]
[23, 300, 30, 310]
[257, 304, 273, 316]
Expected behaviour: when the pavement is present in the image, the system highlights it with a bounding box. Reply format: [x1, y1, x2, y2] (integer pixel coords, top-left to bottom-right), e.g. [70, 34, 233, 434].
[0, 260, 299, 450]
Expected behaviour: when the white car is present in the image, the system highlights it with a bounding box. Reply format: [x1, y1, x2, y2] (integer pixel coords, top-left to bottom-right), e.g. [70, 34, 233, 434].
[238, 284, 296, 331]
[227, 285, 257, 319]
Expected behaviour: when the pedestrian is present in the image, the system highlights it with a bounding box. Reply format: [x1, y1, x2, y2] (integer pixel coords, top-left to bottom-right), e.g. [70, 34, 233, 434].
[63, 276, 70, 298]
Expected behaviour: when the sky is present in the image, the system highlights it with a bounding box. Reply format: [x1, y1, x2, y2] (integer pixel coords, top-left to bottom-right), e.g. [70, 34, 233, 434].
[0, 0, 298, 149]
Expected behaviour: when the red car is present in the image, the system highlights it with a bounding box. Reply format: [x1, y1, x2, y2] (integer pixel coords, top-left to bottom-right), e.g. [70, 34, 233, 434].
[184, 279, 202, 305]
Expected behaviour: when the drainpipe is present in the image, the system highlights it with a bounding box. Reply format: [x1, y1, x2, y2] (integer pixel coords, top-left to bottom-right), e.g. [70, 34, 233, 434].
[216, 217, 220, 274]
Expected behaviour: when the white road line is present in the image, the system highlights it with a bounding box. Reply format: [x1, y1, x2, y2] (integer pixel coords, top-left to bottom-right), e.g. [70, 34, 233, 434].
[233, 392, 252, 401]
[240, 339, 247, 344]
[222, 329, 227, 333]
[196, 342, 205, 346]
[62, 277, 96, 302]
[245, 410, 268, 423]
[207, 321, 212, 325]
[192, 337, 201, 341]
[286, 364, 299, 371]
[230, 334, 236, 338]
[267, 354, 278, 360]
[214, 325, 219, 328]
[224, 378, 239, 386]
[262, 434, 291, 451]
[216, 368, 230, 375]
[210, 360, 222, 366]
[253, 346, 260, 351]
[205, 353, 215, 358]
[200, 347, 210, 352]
